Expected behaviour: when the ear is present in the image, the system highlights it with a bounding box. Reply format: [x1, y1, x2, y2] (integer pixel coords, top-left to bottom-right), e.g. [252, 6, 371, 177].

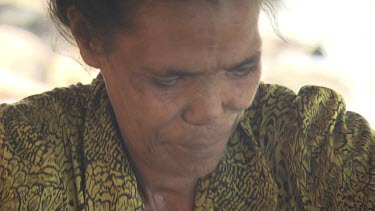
[66, 6, 103, 68]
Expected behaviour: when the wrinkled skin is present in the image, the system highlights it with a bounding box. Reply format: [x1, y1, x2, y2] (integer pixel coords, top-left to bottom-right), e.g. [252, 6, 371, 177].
[70, 0, 262, 210]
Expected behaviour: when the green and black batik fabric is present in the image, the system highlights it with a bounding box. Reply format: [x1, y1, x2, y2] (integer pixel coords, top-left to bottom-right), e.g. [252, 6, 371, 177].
[1, 75, 374, 210]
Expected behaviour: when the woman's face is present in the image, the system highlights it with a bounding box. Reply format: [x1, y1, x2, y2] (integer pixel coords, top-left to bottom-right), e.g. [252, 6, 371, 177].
[95, 0, 262, 177]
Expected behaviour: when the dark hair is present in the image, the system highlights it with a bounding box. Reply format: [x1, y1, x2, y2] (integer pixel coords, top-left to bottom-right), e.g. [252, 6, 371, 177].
[48, 0, 140, 45]
[48, 0, 279, 45]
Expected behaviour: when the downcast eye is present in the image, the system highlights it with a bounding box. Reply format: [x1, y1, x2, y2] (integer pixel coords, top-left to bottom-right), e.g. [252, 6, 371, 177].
[228, 63, 258, 78]
[153, 76, 181, 87]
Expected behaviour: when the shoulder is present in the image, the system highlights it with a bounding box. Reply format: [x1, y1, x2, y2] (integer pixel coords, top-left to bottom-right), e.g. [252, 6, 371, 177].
[246, 83, 349, 130]
[244, 82, 373, 149]
[243, 83, 375, 209]
[252, 82, 343, 113]
[1, 83, 90, 131]
[0, 83, 91, 164]
[0, 83, 92, 209]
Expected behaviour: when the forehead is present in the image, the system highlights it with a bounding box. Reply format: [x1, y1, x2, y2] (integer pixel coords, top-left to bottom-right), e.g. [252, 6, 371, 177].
[135, 0, 260, 36]
[112, 0, 261, 71]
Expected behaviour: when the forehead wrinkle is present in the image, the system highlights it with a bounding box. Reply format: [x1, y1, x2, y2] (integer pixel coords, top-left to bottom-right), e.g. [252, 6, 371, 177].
[127, 0, 261, 73]
[135, 1, 218, 38]
[136, 1, 222, 69]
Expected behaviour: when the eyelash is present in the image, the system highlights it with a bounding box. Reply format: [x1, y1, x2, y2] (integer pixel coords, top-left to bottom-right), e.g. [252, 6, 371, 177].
[153, 76, 182, 87]
[152, 63, 258, 88]
[227, 63, 258, 78]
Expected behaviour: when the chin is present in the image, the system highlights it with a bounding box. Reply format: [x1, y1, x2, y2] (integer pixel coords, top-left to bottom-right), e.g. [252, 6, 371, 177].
[175, 149, 226, 178]
[157, 130, 232, 177]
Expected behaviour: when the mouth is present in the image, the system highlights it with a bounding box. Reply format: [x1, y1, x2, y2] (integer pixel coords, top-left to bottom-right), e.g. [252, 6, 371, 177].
[159, 114, 242, 159]
[174, 137, 228, 159]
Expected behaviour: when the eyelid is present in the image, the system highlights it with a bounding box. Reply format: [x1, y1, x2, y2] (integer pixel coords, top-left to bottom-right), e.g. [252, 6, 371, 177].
[226, 62, 258, 77]
[153, 75, 183, 87]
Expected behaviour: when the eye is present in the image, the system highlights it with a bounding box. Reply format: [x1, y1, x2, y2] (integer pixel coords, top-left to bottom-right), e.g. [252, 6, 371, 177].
[153, 75, 181, 87]
[227, 63, 258, 78]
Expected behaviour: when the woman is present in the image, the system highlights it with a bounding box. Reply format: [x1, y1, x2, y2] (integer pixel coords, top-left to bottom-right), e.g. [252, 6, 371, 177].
[0, 0, 374, 210]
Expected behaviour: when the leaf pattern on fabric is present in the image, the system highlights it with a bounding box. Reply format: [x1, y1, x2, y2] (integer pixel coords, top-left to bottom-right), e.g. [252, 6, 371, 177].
[0, 75, 374, 210]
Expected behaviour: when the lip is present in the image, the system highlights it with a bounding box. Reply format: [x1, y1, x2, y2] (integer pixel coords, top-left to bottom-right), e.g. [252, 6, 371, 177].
[174, 139, 225, 158]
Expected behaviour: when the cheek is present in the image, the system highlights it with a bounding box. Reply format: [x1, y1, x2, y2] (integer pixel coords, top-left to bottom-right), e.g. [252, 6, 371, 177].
[229, 72, 261, 110]
[108, 79, 185, 157]
[106, 81, 168, 157]
[107, 69, 180, 123]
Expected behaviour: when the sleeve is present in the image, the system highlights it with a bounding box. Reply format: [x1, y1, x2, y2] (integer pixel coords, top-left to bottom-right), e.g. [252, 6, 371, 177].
[292, 86, 375, 209]
[0, 84, 88, 209]
[246, 84, 375, 210]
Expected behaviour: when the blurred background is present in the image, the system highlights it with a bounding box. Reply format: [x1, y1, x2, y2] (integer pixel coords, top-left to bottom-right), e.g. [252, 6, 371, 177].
[0, 0, 374, 127]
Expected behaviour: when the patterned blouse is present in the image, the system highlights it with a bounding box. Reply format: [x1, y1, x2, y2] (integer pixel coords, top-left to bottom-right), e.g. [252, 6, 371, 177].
[0, 74, 374, 210]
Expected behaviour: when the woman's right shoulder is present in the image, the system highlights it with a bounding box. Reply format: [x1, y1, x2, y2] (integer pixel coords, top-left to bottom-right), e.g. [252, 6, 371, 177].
[1, 82, 91, 123]
[0, 83, 91, 209]
[0, 83, 91, 153]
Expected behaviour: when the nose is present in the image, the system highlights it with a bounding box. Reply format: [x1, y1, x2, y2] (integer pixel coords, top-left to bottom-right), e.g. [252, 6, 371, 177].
[182, 83, 225, 126]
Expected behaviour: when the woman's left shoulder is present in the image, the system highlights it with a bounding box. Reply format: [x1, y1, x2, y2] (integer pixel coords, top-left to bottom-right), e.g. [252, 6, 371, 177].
[244, 83, 375, 209]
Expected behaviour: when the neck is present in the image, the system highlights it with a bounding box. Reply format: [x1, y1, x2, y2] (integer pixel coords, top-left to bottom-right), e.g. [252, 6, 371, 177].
[129, 153, 198, 211]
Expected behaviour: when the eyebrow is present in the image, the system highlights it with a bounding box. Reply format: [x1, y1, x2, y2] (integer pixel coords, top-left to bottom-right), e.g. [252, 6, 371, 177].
[142, 51, 262, 77]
